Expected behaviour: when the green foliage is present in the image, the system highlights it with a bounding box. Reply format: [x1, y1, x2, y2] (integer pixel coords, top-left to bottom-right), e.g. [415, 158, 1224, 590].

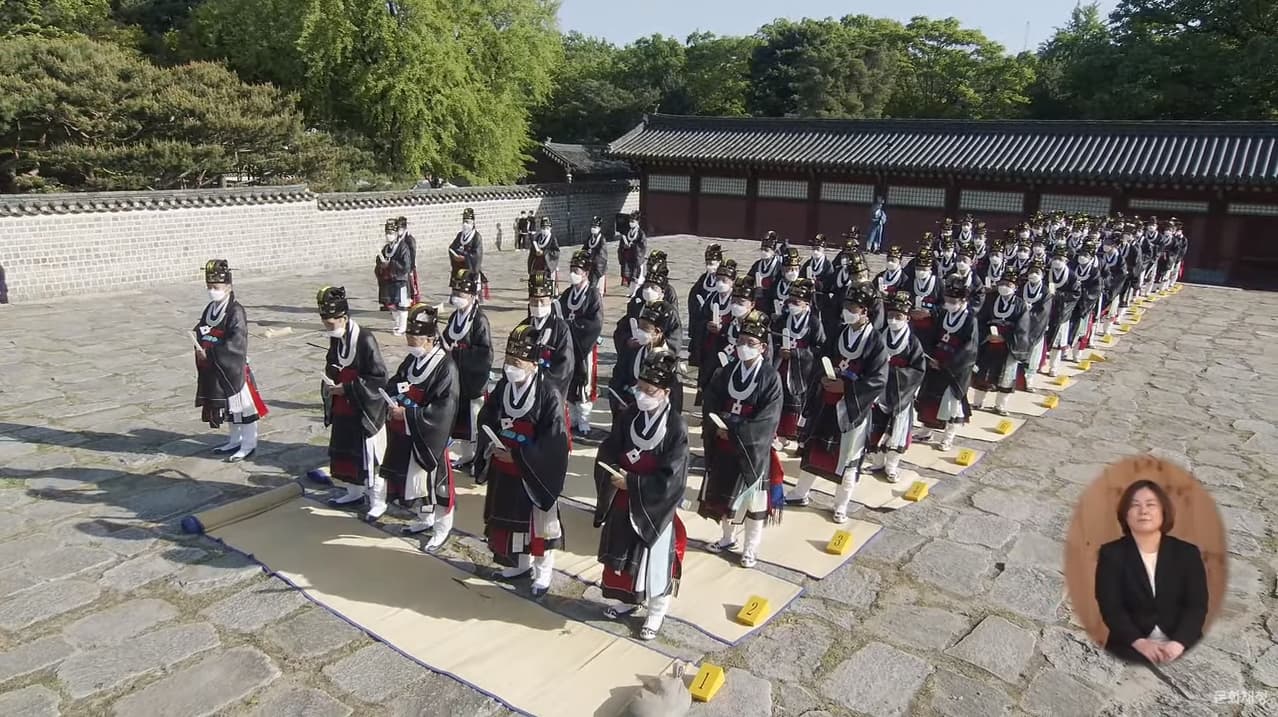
[748, 18, 887, 118]
[684, 32, 759, 117]
[0, 35, 373, 192]
[0, 0, 115, 38]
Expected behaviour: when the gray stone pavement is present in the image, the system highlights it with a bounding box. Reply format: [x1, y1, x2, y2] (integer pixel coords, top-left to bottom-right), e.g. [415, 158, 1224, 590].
[0, 235, 1275, 716]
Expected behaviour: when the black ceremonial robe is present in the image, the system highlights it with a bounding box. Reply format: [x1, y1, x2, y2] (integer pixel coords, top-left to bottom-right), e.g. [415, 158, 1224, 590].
[972, 294, 1031, 393]
[474, 374, 570, 565]
[448, 227, 484, 276]
[528, 231, 561, 278]
[618, 227, 647, 285]
[1099, 249, 1127, 317]
[194, 296, 249, 427]
[611, 290, 683, 358]
[1045, 265, 1082, 349]
[916, 308, 978, 429]
[584, 232, 609, 287]
[380, 348, 459, 506]
[376, 238, 413, 309]
[698, 358, 784, 522]
[798, 323, 889, 482]
[558, 282, 604, 404]
[443, 304, 493, 440]
[687, 271, 720, 368]
[869, 324, 927, 449]
[1071, 261, 1104, 348]
[800, 255, 836, 300]
[607, 343, 683, 425]
[594, 405, 689, 604]
[324, 322, 389, 485]
[772, 307, 826, 440]
[749, 256, 783, 295]
[517, 314, 575, 399]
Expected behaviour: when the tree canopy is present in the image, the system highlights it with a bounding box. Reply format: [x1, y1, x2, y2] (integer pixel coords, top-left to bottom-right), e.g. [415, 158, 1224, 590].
[0, 0, 1273, 193]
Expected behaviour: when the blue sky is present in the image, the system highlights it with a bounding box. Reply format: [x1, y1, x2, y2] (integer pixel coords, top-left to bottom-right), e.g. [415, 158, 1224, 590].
[558, 0, 1120, 53]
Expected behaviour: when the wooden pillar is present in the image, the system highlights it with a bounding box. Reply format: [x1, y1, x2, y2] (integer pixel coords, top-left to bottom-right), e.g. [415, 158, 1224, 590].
[745, 167, 759, 240]
[689, 167, 701, 236]
[1207, 193, 1232, 278]
[805, 173, 821, 243]
[1024, 186, 1042, 216]
[944, 177, 961, 220]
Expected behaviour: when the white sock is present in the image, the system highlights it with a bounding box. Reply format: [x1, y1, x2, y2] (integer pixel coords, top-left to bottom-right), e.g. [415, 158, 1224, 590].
[742, 518, 764, 558]
[500, 554, 532, 578]
[216, 424, 243, 451]
[972, 390, 987, 409]
[230, 422, 257, 460]
[424, 509, 453, 550]
[719, 519, 736, 546]
[643, 593, 672, 632]
[994, 392, 1010, 411]
[786, 473, 817, 501]
[532, 552, 555, 590]
[884, 451, 902, 478]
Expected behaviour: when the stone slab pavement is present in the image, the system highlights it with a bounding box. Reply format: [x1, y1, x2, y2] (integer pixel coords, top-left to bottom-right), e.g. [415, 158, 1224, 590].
[0, 235, 1275, 716]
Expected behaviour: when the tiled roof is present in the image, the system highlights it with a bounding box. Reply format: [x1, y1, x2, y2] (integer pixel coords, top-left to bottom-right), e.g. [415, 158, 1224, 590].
[0, 185, 314, 216]
[608, 114, 1278, 186]
[541, 141, 634, 178]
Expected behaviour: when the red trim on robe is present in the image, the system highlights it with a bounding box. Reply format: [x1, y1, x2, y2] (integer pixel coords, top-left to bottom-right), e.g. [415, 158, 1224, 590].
[590, 344, 599, 402]
[245, 366, 270, 418]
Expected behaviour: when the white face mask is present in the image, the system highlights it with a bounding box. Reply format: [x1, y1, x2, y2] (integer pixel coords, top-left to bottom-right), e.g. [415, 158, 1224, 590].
[788, 302, 809, 315]
[945, 301, 963, 313]
[208, 288, 227, 303]
[1017, 250, 1030, 260]
[973, 236, 985, 245]
[736, 344, 761, 362]
[761, 250, 775, 260]
[327, 327, 345, 338]
[1033, 248, 1046, 257]
[886, 317, 908, 331]
[529, 303, 551, 319]
[706, 261, 720, 273]
[385, 232, 396, 243]
[941, 249, 954, 257]
[462, 221, 474, 231]
[716, 279, 732, 294]
[632, 326, 652, 345]
[997, 285, 1015, 297]
[591, 227, 601, 236]
[842, 309, 865, 326]
[784, 269, 799, 282]
[1019, 232, 1031, 240]
[634, 391, 663, 412]
[729, 302, 749, 318]
[641, 287, 661, 302]
[504, 365, 530, 384]
[962, 224, 972, 232]
[450, 295, 469, 309]
[407, 345, 428, 357]
[1078, 255, 1093, 265]
[1051, 259, 1066, 270]
[1027, 272, 1043, 284]
[811, 249, 824, 261]
[916, 270, 932, 282]
[570, 270, 587, 285]
[957, 262, 971, 273]
[886, 260, 899, 270]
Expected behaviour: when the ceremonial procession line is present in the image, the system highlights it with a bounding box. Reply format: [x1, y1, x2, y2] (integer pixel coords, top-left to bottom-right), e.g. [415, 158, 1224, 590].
[181, 229, 1184, 716]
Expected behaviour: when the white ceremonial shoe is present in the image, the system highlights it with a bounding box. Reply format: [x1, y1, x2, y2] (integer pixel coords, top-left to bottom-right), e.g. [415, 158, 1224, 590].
[227, 423, 258, 463]
[328, 485, 365, 506]
[939, 426, 958, 452]
[884, 453, 903, 483]
[739, 551, 758, 569]
[213, 424, 243, 454]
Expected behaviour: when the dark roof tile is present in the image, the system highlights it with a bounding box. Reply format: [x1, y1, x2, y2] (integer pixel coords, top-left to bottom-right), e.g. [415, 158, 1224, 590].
[607, 114, 1278, 186]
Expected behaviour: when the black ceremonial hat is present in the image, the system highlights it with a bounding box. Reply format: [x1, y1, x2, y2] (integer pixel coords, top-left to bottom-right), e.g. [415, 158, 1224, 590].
[715, 259, 739, 280]
[788, 277, 815, 302]
[462, 207, 475, 221]
[731, 275, 756, 299]
[570, 249, 591, 270]
[886, 292, 913, 316]
[886, 245, 903, 260]
[316, 286, 349, 319]
[527, 272, 554, 299]
[843, 283, 877, 309]
[505, 324, 540, 362]
[943, 275, 970, 300]
[639, 299, 675, 328]
[781, 247, 802, 268]
[395, 216, 408, 230]
[406, 304, 439, 337]
[638, 351, 679, 390]
[998, 267, 1021, 285]
[204, 259, 232, 284]
[384, 218, 398, 232]
[450, 269, 479, 295]
[539, 216, 552, 228]
[739, 310, 771, 341]
[647, 250, 668, 270]
[812, 233, 828, 248]
[591, 215, 602, 227]
[760, 233, 778, 250]
[644, 265, 670, 288]
[705, 243, 724, 262]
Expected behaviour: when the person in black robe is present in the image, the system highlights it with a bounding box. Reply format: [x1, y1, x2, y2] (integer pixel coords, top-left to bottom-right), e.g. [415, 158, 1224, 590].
[1069, 240, 1104, 359]
[375, 305, 460, 552]
[866, 292, 927, 483]
[318, 286, 390, 507]
[617, 211, 647, 289]
[474, 325, 570, 598]
[763, 247, 802, 318]
[771, 278, 825, 449]
[968, 221, 991, 278]
[448, 207, 488, 300]
[631, 249, 666, 298]
[376, 218, 414, 335]
[1137, 217, 1160, 297]
[1098, 234, 1128, 338]
[1043, 246, 1082, 377]
[787, 284, 888, 522]
[875, 245, 907, 298]
[442, 269, 493, 471]
[915, 277, 979, 451]
[971, 269, 1032, 415]
[559, 250, 605, 439]
[951, 246, 986, 315]
[1018, 259, 1053, 378]
[821, 241, 860, 337]
[906, 249, 943, 348]
[194, 259, 268, 463]
[612, 263, 683, 358]
[515, 211, 532, 251]
[583, 215, 610, 299]
[518, 271, 574, 399]
[527, 216, 561, 287]
[748, 234, 783, 296]
[687, 244, 725, 368]
[607, 300, 683, 427]
[980, 236, 1008, 290]
[698, 309, 785, 569]
[594, 352, 689, 641]
[396, 215, 421, 304]
[901, 233, 935, 282]
[800, 234, 836, 301]
[695, 274, 754, 404]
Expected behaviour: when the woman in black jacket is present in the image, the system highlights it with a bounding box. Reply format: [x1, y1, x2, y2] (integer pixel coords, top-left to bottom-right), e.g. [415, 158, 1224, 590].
[1095, 479, 1208, 664]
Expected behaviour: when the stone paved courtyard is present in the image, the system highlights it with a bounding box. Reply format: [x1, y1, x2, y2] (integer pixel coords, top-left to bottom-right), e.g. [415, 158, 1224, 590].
[1, 235, 1276, 716]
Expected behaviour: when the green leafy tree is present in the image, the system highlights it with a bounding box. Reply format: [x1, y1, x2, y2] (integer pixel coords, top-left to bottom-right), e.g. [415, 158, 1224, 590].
[748, 18, 888, 118]
[0, 35, 371, 192]
[1029, 3, 1116, 119]
[684, 32, 757, 116]
[0, 0, 115, 38]
[613, 34, 691, 114]
[531, 31, 643, 143]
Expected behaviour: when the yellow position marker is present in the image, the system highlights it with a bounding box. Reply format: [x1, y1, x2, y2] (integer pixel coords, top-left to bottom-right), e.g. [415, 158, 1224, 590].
[826, 530, 854, 555]
[904, 481, 929, 502]
[1101, 335, 1115, 345]
[1041, 394, 1060, 409]
[689, 663, 726, 702]
[1089, 352, 1106, 362]
[995, 419, 1015, 435]
[956, 448, 977, 466]
[735, 596, 771, 627]
[1077, 359, 1092, 371]
[1054, 375, 1071, 387]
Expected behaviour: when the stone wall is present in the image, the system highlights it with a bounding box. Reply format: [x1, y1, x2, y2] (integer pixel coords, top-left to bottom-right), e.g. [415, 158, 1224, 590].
[0, 182, 638, 303]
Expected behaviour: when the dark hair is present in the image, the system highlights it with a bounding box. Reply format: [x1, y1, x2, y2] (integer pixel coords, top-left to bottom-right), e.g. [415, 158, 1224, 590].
[1116, 480, 1175, 535]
